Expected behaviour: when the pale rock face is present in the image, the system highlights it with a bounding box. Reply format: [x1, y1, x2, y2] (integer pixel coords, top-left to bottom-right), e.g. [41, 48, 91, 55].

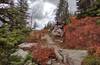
[18, 43, 35, 49]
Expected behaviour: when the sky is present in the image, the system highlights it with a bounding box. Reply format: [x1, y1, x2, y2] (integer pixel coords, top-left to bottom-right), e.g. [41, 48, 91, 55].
[27, 0, 57, 29]
[68, 0, 77, 14]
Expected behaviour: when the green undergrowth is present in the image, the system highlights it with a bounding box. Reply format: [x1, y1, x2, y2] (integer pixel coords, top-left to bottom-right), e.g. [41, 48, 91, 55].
[82, 55, 100, 65]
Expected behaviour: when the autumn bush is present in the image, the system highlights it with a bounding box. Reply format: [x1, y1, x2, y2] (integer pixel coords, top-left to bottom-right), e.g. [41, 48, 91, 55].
[31, 44, 56, 65]
[63, 17, 100, 49]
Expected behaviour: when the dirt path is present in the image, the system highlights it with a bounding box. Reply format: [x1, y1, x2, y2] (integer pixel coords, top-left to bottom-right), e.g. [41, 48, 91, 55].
[45, 34, 88, 65]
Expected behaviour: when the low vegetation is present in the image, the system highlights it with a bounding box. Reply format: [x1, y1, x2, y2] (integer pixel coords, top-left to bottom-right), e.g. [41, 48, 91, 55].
[82, 55, 100, 65]
[0, 0, 30, 65]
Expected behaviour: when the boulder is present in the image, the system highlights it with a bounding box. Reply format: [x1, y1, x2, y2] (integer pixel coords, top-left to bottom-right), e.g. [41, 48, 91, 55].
[11, 49, 29, 61]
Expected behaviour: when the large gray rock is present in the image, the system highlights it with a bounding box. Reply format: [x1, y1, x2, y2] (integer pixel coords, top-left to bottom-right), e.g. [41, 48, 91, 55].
[11, 49, 29, 60]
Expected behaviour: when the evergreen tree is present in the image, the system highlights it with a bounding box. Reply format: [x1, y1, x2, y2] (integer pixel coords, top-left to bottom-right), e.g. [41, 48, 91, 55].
[52, 0, 69, 37]
[55, 0, 69, 25]
[78, 0, 100, 17]
[0, 0, 29, 65]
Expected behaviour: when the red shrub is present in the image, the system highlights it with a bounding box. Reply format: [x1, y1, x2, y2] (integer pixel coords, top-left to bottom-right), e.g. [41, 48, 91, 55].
[63, 17, 100, 49]
[31, 45, 55, 65]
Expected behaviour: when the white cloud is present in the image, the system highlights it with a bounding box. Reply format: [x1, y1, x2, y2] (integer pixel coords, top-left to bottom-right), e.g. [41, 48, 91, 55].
[43, 2, 57, 21]
[28, 0, 57, 29]
[68, 0, 77, 14]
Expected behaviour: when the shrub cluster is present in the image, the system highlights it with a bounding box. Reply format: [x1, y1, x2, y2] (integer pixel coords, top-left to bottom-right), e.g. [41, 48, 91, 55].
[63, 17, 100, 49]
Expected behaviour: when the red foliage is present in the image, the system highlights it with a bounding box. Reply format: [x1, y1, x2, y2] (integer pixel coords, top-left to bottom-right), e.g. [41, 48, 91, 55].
[63, 17, 100, 49]
[31, 44, 56, 65]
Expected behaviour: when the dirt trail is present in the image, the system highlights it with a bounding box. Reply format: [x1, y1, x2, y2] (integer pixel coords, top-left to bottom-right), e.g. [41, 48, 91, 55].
[44, 34, 88, 65]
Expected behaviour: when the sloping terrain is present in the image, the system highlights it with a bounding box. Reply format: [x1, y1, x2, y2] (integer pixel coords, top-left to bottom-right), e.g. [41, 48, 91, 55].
[22, 31, 88, 65]
[63, 17, 100, 49]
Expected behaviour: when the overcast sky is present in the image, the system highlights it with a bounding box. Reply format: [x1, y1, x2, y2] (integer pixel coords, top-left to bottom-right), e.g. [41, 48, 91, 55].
[45, 0, 77, 14]
[68, 0, 77, 14]
[28, 0, 77, 14]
